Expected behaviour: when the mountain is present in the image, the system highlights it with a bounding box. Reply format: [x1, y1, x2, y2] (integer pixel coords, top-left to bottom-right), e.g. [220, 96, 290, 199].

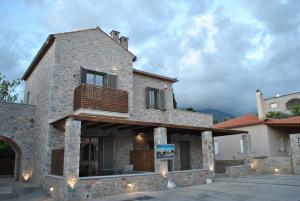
[198, 109, 235, 122]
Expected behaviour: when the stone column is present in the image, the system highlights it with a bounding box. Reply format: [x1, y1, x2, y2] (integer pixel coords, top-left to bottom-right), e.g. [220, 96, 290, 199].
[154, 127, 168, 176]
[63, 118, 81, 201]
[289, 133, 300, 174]
[202, 131, 215, 172]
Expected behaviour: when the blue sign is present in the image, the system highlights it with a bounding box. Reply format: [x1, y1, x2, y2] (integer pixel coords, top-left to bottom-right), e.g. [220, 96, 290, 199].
[156, 144, 175, 160]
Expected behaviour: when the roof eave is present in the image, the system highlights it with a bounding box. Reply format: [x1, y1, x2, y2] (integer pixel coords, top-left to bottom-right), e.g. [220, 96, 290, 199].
[22, 34, 55, 80]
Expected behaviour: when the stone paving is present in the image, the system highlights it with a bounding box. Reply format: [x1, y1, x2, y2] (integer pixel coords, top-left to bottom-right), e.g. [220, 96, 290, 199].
[99, 174, 300, 201]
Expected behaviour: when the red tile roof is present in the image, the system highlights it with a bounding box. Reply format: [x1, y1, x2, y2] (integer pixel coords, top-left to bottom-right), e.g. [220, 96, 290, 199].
[214, 114, 300, 129]
[214, 114, 263, 129]
[265, 116, 300, 127]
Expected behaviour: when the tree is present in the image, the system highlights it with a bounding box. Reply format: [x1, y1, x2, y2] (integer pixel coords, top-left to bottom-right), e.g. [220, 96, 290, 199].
[266, 111, 290, 119]
[0, 73, 20, 102]
[290, 104, 300, 116]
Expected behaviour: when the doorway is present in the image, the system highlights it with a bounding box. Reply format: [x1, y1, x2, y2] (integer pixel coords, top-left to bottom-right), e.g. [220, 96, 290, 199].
[79, 137, 114, 177]
[0, 136, 21, 181]
[180, 141, 191, 170]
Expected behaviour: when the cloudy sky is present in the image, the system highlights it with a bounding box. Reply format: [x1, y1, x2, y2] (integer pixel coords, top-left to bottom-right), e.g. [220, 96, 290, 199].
[1, 0, 300, 116]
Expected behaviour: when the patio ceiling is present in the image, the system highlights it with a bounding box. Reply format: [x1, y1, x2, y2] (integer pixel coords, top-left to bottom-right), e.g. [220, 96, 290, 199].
[51, 114, 248, 137]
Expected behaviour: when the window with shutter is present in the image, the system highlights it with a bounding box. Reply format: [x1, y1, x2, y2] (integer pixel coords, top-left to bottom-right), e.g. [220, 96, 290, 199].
[80, 67, 108, 87]
[146, 87, 164, 110]
[107, 74, 117, 89]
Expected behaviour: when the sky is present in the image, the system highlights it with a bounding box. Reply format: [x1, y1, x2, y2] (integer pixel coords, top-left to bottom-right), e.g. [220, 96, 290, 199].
[0, 0, 300, 116]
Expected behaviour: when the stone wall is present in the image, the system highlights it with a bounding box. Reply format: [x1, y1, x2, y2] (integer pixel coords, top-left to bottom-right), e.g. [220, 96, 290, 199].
[24, 40, 56, 183]
[225, 165, 252, 177]
[252, 157, 293, 174]
[0, 102, 36, 181]
[67, 169, 208, 200]
[215, 160, 244, 173]
[42, 175, 64, 201]
[264, 92, 300, 114]
[132, 73, 212, 127]
[49, 28, 134, 122]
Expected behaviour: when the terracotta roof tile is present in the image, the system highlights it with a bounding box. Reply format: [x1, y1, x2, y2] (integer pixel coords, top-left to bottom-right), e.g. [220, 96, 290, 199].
[265, 116, 300, 127]
[213, 114, 263, 129]
[214, 114, 300, 129]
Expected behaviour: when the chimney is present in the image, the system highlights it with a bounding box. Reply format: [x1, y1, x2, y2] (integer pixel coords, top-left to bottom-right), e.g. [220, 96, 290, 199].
[119, 36, 129, 50]
[110, 30, 120, 43]
[256, 89, 266, 120]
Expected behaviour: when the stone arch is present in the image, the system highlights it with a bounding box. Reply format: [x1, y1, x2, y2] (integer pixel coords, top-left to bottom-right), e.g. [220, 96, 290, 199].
[286, 98, 300, 110]
[0, 135, 21, 181]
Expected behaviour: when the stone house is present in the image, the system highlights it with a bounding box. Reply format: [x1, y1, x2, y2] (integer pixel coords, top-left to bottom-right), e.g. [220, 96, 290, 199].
[264, 91, 300, 114]
[0, 27, 246, 200]
[214, 90, 300, 175]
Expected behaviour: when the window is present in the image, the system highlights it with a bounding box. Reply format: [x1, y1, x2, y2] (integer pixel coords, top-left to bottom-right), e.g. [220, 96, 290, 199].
[86, 71, 106, 86]
[146, 87, 166, 110]
[148, 88, 159, 109]
[279, 138, 285, 152]
[270, 103, 278, 108]
[286, 98, 300, 110]
[80, 67, 117, 88]
[240, 138, 244, 154]
[214, 141, 219, 155]
[298, 138, 300, 149]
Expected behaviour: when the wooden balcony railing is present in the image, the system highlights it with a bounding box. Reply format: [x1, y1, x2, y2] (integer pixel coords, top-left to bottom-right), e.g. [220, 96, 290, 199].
[74, 84, 128, 113]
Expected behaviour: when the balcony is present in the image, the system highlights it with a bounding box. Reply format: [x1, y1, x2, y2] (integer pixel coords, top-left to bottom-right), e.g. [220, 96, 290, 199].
[74, 84, 128, 113]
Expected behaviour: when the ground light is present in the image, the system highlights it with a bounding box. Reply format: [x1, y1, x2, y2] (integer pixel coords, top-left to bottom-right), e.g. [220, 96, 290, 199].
[274, 168, 279, 173]
[49, 187, 54, 192]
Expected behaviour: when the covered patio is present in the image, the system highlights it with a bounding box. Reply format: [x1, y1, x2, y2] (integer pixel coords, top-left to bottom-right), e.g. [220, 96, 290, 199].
[47, 115, 247, 200]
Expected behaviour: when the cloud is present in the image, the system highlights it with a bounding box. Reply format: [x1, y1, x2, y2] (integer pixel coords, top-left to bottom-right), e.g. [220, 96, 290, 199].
[0, 0, 300, 115]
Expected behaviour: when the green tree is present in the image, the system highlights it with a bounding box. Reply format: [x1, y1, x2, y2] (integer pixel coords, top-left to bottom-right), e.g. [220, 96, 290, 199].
[213, 119, 219, 124]
[290, 104, 300, 116]
[0, 73, 20, 102]
[266, 111, 290, 119]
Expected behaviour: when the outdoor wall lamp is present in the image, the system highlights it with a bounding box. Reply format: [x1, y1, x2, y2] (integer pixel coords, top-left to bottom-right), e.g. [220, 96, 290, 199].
[274, 168, 279, 173]
[22, 170, 32, 183]
[209, 165, 214, 172]
[68, 177, 78, 189]
[49, 187, 54, 192]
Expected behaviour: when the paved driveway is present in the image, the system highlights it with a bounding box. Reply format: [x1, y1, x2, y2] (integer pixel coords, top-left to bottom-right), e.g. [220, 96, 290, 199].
[99, 175, 300, 201]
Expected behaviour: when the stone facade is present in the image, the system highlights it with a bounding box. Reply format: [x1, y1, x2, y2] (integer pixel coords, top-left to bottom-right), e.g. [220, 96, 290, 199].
[252, 157, 293, 174]
[12, 27, 216, 200]
[0, 102, 36, 181]
[225, 165, 251, 177]
[264, 92, 300, 114]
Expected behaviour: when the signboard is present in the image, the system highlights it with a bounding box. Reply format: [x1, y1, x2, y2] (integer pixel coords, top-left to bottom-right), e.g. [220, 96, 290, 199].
[156, 144, 175, 160]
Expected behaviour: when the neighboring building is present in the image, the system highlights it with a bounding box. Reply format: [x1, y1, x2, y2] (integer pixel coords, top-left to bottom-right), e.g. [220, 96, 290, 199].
[0, 27, 244, 200]
[264, 91, 300, 114]
[214, 90, 300, 174]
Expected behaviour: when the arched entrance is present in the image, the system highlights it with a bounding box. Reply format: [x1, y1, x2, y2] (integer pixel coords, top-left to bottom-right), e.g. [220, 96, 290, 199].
[0, 136, 21, 181]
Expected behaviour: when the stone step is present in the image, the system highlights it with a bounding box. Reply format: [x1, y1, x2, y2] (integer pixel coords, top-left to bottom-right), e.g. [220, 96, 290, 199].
[0, 186, 13, 198]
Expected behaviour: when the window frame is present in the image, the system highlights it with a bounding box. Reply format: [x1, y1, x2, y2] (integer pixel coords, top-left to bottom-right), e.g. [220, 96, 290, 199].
[239, 138, 245, 154]
[85, 69, 107, 87]
[147, 87, 160, 110]
[214, 141, 219, 155]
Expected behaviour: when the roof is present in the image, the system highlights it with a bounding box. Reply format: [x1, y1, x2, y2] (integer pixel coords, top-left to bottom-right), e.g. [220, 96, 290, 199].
[214, 114, 300, 129]
[22, 27, 137, 80]
[264, 91, 300, 100]
[214, 114, 263, 129]
[51, 114, 248, 137]
[133, 68, 178, 83]
[264, 116, 300, 127]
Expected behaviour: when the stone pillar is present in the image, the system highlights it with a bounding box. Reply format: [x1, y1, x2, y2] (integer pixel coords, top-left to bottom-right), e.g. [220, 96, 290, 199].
[63, 118, 81, 201]
[154, 127, 168, 176]
[289, 133, 300, 174]
[202, 131, 214, 172]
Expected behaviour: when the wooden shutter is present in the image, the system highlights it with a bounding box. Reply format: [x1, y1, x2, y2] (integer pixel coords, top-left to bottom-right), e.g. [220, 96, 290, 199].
[107, 74, 117, 89]
[146, 87, 150, 109]
[159, 89, 166, 110]
[80, 67, 87, 84]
